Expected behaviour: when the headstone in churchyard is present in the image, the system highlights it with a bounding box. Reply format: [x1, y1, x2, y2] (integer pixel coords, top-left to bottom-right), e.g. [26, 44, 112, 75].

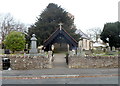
[41, 50, 44, 54]
[24, 44, 28, 54]
[103, 48, 106, 52]
[80, 46, 83, 53]
[77, 43, 85, 57]
[98, 47, 102, 50]
[38, 45, 43, 53]
[77, 47, 82, 55]
[72, 49, 76, 55]
[29, 34, 38, 54]
[77, 49, 85, 57]
[48, 51, 52, 57]
[77, 48, 80, 55]
[106, 47, 114, 55]
[112, 47, 116, 51]
[4, 49, 10, 54]
[69, 49, 76, 56]
[69, 51, 74, 56]
[107, 47, 111, 51]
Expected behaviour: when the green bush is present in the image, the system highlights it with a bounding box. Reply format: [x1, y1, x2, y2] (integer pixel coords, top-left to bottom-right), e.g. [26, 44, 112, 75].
[4, 31, 26, 53]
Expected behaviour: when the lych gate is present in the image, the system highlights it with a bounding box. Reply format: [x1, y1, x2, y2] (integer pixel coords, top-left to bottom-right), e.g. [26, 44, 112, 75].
[44, 24, 78, 51]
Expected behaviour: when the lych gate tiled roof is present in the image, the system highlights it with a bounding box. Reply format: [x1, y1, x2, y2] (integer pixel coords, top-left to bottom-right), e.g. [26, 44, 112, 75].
[44, 28, 78, 51]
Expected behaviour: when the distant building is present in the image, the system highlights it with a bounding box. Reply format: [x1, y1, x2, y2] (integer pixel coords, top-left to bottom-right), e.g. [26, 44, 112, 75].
[76, 29, 93, 50]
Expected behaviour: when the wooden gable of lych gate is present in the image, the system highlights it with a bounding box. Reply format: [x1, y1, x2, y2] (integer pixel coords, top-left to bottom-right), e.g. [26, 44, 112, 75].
[44, 28, 78, 51]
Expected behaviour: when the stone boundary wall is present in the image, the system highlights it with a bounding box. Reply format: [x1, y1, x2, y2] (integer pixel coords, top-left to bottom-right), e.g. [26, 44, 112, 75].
[68, 55, 118, 68]
[1, 55, 53, 70]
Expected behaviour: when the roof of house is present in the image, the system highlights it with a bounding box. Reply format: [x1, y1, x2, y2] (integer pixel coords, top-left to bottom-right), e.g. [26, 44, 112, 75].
[76, 29, 90, 40]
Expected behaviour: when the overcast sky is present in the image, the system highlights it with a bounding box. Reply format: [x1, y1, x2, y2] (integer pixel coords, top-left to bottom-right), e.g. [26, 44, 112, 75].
[0, 0, 119, 33]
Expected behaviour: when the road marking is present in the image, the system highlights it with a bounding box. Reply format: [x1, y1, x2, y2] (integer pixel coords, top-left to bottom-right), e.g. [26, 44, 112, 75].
[1, 74, 120, 80]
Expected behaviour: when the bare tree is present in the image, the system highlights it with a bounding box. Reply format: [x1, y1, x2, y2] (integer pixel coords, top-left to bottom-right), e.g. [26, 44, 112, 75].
[87, 27, 102, 42]
[0, 13, 26, 48]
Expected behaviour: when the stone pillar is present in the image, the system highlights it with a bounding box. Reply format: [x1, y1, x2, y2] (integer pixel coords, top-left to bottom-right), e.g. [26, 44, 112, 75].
[78, 40, 83, 53]
[67, 44, 70, 53]
[51, 45, 54, 51]
[48, 51, 53, 68]
[29, 34, 38, 54]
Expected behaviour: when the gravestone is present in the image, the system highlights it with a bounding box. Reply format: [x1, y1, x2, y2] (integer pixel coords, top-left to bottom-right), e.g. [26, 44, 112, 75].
[97, 47, 102, 51]
[41, 50, 44, 54]
[77, 47, 82, 55]
[72, 49, 76, 55]
[112, 47, 116, 51]
[77, 48, 80, 55]
[38, 45, 44, 53]
[107, 47, 111, 51]
[48, 51, 52, 57]
[29, 34, 38, 54]
[4, 49, 10, 54]
[77, 49, 85, 57]
[24, 44, 28, 53]
[106, 47, 115, 55]
[69, 51, 74, 56]
[77, 42, 85, 57]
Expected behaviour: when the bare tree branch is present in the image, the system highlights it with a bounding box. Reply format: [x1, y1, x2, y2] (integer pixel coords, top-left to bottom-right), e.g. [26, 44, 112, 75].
[87, 27, 102, 42]
[0, 13, 26, 48]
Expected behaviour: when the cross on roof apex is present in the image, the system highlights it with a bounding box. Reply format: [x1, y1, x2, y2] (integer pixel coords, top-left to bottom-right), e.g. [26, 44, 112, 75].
[58, 23, 63, 30]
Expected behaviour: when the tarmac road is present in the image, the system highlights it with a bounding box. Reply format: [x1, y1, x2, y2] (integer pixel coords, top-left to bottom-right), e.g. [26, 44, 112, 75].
[2, 68, 119, 84]
[2, 75, 118, 84]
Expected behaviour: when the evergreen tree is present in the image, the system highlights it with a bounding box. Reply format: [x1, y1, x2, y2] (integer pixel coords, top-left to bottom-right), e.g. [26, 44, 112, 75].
[28, 3, 80, 46]
[100, 21, 120, 49]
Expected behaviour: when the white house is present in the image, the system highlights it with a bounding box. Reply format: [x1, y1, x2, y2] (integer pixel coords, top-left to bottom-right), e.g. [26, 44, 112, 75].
[76, 29, 93, 50]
